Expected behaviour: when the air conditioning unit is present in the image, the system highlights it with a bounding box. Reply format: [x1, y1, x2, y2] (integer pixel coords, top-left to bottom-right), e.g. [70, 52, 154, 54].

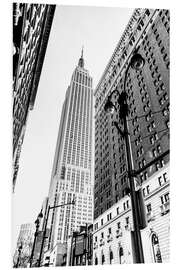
[147, 211, 155, 222]
[93, 242, 98, 249]
[125, 224, 131, 231]
[160, 201, 170, 215]
[116, 229, 122, 238]
[107, 234, 113, 242]
[99, 238, 105, 246]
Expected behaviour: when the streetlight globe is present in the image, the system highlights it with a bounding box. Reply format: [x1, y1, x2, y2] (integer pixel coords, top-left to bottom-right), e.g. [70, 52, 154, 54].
[104, 99, 115, 114]
[35, 218, 39, 225]
[130, 53, 145, 70]
[38, 210, 43, 219]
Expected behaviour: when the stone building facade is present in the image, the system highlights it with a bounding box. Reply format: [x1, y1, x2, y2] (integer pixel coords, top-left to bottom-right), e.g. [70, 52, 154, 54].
[93, 164, 169, 264]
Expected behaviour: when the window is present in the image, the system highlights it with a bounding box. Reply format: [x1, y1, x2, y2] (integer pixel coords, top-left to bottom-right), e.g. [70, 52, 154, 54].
[163, 172, 168, 182]
[144, 171, 148, 180]
[117, 207, 119, 215]
[107, 213, 112, 221]
[150, 136, 155, 144]
[94, 223, 98, 230]
[119, 246, 124, 264]
[147, 125, 152, 132]
[155, 162, 160, 171]
[117, 222, 121, 229]
[166, 120, 170, 129]
[154, 132, 158, 140]
[101, 232, 104, 238]
[125, 216, 129, 224]
[158, 176, 163, 186]
[153, 149, 157, 157]
[151, 233, 162, 263]
[108, 227, 112, 234]
[123, 202, 126, 210]
[161, 192, 169, 204]
[142, 158, 146, 166]
[147, 203, 152, 213]
[110, 250, 114, 264]
[143, 185, 150, 196]
[101, 218, 103, 226]
[139, 161, 142, 169]
[157, 145, 161, 153]
[102, 253, 105, 265]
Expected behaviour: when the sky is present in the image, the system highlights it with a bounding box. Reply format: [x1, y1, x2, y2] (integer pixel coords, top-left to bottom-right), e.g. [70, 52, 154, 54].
[12, 4, 134, 253]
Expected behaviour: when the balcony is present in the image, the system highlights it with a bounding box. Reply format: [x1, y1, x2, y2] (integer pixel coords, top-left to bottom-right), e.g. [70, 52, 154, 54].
[107, 234, 113, 243]
[116, 229, 123, 238]
[160, 201, 170, 216]
[147, 211, 155, 222]
[99, 238, 105, 246]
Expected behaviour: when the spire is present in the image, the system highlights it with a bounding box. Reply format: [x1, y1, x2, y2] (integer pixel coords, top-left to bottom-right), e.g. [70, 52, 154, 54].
[81, 46, 84, 58]
[78, 46, 84, 68]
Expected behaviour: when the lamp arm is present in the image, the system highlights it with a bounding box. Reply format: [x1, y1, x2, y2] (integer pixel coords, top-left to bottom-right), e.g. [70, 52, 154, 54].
[50, 201, 74, 210]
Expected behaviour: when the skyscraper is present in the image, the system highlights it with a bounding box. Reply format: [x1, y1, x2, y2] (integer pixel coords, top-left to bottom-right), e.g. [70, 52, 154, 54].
[13, 223, 34, 267]
[94, 8, 169, 219]
[47, 50, 93, 266]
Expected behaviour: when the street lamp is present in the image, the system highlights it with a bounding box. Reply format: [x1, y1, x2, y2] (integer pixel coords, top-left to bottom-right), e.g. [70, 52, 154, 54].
[104, 52, 145, 263]
[29, 210, 43, 267]
[38, 198, 76, 267]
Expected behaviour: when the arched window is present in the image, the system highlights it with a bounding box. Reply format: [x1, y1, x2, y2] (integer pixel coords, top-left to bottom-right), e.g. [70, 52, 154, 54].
[119, 246, 124, 264]
[95, 256, 98, 265]
[110, 250, 114, 264]
[151, 233, 162, 263]
[102, 253, 105, 265]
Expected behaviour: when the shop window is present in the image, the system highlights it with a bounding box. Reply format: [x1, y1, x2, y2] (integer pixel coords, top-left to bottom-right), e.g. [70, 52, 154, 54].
[151, 233, 162, 263]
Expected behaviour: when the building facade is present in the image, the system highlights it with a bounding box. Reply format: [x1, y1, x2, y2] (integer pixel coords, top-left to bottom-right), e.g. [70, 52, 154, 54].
[13, 223, 35, 268]
[13, 3, 55, 191]
[67, 224, 93, 266]
[46, 51, 94, 266]
[93, 164, 169, 264]
[94, 8, 169, 219]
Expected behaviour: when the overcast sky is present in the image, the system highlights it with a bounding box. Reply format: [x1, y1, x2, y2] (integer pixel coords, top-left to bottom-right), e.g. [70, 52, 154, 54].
[12, 5, 133, 253]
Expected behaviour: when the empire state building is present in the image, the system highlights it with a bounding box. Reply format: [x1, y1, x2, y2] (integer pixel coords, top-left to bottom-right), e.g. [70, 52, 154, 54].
[47, 50, 93, 262]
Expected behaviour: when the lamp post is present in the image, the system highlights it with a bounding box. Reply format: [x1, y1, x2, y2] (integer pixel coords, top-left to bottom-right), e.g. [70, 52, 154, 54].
[29, 210, 43, 267]
[38, 198, 75, 267]
[104, 52, 145, 263]
[15, 242, 23, 268]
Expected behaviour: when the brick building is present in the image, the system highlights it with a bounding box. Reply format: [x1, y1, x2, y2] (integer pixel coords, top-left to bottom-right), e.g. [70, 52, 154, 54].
[94, 8, 169, 219]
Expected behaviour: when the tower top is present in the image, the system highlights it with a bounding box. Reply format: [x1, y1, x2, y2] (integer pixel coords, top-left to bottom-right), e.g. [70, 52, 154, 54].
[78, 46, 84, 68]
